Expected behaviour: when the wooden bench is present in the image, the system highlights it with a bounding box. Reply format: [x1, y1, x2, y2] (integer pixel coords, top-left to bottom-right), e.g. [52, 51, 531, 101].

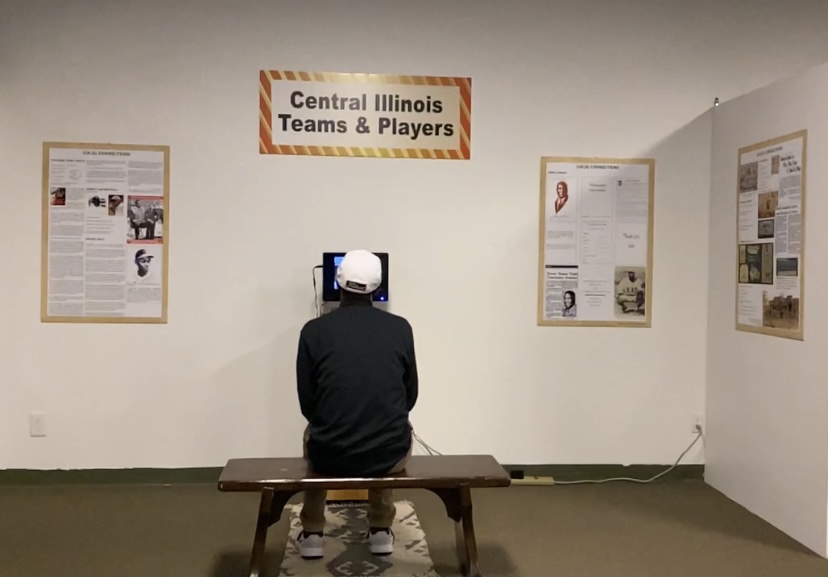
[218, 454, 512, 577]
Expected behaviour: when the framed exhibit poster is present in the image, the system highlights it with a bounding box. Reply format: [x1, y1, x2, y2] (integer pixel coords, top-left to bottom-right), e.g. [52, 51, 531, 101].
[41, 142, 170, 324]
[537, 156, 655, 327]
[736, 129, 806, 340]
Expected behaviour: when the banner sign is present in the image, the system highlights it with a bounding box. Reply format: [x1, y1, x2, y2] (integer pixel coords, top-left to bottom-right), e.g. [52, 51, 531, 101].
[259, 70, 471, 160]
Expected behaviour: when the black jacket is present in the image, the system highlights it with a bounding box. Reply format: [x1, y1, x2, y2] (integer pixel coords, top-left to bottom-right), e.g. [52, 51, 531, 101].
[296, 299, 418, 477]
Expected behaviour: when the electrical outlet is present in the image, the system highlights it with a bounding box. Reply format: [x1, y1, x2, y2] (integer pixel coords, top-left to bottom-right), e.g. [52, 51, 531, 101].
[29, 412, 46, 437]
[691, 413, 704, 434]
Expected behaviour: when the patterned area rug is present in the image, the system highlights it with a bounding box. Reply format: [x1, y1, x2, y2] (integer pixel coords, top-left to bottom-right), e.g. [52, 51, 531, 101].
[278, 500, 439, 577]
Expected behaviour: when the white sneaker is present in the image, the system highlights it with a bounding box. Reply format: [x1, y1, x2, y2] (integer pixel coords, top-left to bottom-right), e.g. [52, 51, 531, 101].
[297, 531, 324, 559]
[368, 528, 395, 556]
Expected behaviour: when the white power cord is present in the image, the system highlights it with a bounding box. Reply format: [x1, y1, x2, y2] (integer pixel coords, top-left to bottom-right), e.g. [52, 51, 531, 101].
[413, 425, 704, 485]
[413, 431, 442, 456]
[553, 427, 703, 485]
[312, 265, 322, 317]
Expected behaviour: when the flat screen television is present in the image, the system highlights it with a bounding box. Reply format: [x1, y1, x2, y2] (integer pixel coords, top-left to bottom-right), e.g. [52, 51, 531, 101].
[321, 252, 389, 302]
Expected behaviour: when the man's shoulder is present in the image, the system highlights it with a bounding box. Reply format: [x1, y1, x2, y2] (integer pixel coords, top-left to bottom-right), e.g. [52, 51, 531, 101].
[302, 307, 413, 331]
[300, 315, 324, 338]
[374, 308, 413, 329]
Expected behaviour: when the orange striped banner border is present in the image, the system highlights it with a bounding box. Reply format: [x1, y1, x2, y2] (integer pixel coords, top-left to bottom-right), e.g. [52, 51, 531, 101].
[259, 71, 471, 160]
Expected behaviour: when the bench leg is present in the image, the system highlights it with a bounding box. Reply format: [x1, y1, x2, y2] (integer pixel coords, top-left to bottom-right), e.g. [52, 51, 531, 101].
[248, 489, 297, 577]
[430, 486, 481, 577]
[249, 488, 274, 577]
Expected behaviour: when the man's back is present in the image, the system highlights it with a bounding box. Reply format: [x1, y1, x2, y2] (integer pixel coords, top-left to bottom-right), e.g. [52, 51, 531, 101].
[296, 300, 418, 477]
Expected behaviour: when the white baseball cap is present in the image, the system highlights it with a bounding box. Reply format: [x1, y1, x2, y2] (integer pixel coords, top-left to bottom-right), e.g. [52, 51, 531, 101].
[336, 250, 382, 294]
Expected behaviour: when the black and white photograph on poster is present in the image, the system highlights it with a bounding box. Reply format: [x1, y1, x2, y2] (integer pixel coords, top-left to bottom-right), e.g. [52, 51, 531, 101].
[614, 267, 645, 318]
[757, 190, 778, 219]
[127, 195, 164, 244]
[740, 243, 774, 285]
[739, 161, 758, 192]
[128, 245, 162, 285]
[87, 193, 106, 210]
[762, 290, 800, 330]
[107, 194, 125, 216]
[777, 257, 799, 277]
[562, 290, 577, 318]
[757, 218, 775, 239]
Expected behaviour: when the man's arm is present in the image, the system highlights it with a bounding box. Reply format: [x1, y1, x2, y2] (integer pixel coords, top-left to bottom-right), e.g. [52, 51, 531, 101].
[403, 323, 419, 412]
[296, 330, 316, 422]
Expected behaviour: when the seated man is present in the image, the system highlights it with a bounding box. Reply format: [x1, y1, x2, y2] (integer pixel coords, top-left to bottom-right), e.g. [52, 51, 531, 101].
[616, 270, 644, 313]
[295, 250, 419, 559]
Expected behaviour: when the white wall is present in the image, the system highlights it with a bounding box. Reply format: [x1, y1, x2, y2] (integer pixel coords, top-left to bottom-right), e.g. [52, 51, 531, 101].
[706, 61, 828, 555]
[2, 0, 828, 470]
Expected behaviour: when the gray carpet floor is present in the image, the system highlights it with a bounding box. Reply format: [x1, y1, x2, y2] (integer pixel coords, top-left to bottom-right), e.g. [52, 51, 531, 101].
[1, 481, 827, 576]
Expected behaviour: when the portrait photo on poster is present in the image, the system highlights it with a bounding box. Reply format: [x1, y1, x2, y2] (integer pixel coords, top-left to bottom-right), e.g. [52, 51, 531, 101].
[614, 267, 646, 319]
[548, 178, 575, 218]
[757, 190, 778, 219]
[107, 194, 125, 216]
[561, 289, 577, 318]
[128, 245, 163, 285]
[50, 187, 66, 206]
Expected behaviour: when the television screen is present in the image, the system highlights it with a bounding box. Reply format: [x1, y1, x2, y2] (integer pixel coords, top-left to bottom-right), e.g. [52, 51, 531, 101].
[332, 255, 345, 291]
[322, 252, 389, 302]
